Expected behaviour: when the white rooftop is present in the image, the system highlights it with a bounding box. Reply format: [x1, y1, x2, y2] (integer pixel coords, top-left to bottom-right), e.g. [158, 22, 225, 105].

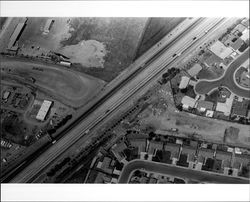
[179, 76, 190, 89]
[181, 96, 196, 108]
[209, 41, 233, 60]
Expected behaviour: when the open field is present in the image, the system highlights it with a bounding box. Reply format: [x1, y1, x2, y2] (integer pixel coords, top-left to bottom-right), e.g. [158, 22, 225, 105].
[1, 57, 105, 108]
[60, 17, 147, 82]
[134, 17, 185, 59]
[141, 109, 250, 148]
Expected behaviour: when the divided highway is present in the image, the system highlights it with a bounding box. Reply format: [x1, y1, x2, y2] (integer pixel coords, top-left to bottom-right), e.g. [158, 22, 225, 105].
[9, 18, 237, 183]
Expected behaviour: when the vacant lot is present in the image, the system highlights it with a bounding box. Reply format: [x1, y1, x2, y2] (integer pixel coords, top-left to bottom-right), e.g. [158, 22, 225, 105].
[60, 17, 147, 82]
[1, 57, 105, 108]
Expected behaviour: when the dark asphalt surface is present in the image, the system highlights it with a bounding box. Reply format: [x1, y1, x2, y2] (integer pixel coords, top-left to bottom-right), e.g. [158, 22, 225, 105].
[118, 160, 250, 184]
[195, 49, 250, 98]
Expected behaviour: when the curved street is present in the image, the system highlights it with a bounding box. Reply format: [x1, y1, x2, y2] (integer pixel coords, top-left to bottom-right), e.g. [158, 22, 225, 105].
[118, 159, 249, 184]
[195, 48, 250, 98]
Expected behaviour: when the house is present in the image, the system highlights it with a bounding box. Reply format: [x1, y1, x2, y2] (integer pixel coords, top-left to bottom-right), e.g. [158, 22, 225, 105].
[197, 148, 215, 165]
[111, 142, 127, 161]
[240, 29, 249, 41]
[98, 157, 114, 174]
[130, 139, 146, 154]
[164, 143, 180, 163]
[231, 99, 249, 118]
[181, 96, 196, 110]
[215, 150, 232, 170]
[216, 96, 234, 116]
[148, 141, 163, 156]
[241, 18, 249, 28]
[209, 41, 233, 59]
[196, 100, 214, 112]
[179, 76, 190, 89]
[231, 38, 244, 51]
[187, 64, 202, 77]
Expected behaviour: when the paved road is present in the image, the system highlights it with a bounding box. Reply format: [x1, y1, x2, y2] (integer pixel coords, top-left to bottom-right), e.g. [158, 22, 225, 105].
[118, 160, 250, 184]
[195, 49, 250, 98]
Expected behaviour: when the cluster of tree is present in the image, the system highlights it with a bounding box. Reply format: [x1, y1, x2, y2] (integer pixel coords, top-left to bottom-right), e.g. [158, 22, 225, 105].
[47, 114, 72, 135]
[160, 67, 180, 84]
[47, 157, 71, 177]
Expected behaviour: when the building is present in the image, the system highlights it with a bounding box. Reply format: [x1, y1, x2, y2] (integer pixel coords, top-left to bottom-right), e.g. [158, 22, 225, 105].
[164, 143, 180, 162]
[206, 110, 214, 117]
[111, 142, 127, 161]
[209, 41, 233, 59]
[130, 139, 146, 154]
[98, 157, 113, 174]
[36, 100, 53, 121]
[148, 141, 163, 156]
[196, 100, 214, 112]
[43, 19, 55, 34]
[2, 91, 11, 100]
[187, 64, 202, 77]
[231, 38, 244, 51]
[215, 150, 232, 170]
[59, 61, 71, 67]
[197, 148, 215, 164]
[241, 18, 249, 28]
[240, 29, 249, 41]
[181, 96, 196, 109]
[233, 154, 250, 170]
[7, 22, 26, 51]
[233, 23, 247, 33]
[231, 99, 249, 118]
[179, 76, 190, 89]
[216, 96, 234, 116]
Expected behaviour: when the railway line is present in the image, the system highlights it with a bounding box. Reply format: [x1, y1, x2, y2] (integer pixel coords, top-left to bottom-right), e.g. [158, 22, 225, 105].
[9, 18, 237, 183]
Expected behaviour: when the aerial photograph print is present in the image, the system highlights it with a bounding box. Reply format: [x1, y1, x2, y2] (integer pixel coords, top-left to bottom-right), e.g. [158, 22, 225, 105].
[1, 16, 250, 184]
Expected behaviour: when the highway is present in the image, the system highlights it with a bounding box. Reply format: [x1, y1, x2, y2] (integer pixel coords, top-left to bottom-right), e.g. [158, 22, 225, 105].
[195, 48, 250, 98]
[1, 18, 201, 182]
[9, 18, 238, 183]
[118, 160, 249, 184]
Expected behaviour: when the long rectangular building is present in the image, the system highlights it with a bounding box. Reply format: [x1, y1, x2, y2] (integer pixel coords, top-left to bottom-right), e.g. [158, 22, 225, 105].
[36, 100, 53, 121]
[7, 22, 26, 50]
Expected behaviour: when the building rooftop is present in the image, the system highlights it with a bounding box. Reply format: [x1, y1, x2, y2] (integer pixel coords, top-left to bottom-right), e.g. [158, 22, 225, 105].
[231, 99, 249, 117]
[241, 18, 249, 28]
[197, 100, 214, 111]
[233, 23, 247, 33]
[209, 41, 233, 59]
[181, 96, 196, 109]
[164, 143, 180, 159]
[148, 141, 163, 155]
[187, 64, 202, 77]
[231, 38, 244, 51]
[198, 148, 214, 160]
[181, 145, 196, 162]
[130, 139, 146, 153]
[179, 76, 190, 89]
[240, 29, 249, 41]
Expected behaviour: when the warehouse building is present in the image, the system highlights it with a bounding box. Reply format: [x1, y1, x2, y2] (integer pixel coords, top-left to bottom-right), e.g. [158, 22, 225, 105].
[7, 20, 27, 51]
[43, 19, 55, 34]
[36, 100, 53, 121]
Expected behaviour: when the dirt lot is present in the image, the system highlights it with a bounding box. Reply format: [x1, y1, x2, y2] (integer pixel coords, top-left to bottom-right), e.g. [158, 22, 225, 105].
[1, 57, 105, 108]
[60, 17, 147, 82]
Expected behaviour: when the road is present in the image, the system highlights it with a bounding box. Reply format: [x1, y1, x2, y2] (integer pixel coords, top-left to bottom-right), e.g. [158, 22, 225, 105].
[195, 49, 250, 98]
[9, 18, 238, 183]
[118, 160, 249, 184]
[1, 18, 201, 182]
